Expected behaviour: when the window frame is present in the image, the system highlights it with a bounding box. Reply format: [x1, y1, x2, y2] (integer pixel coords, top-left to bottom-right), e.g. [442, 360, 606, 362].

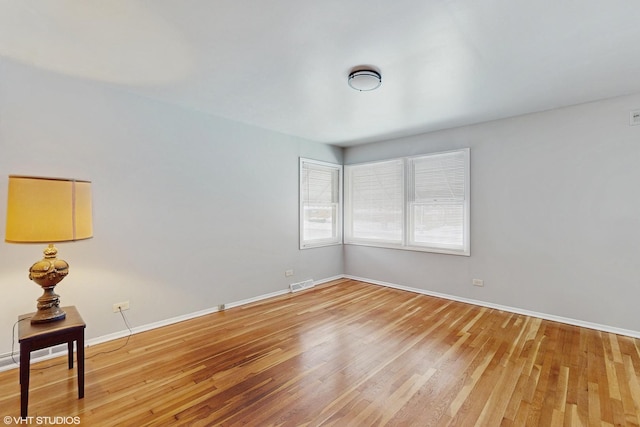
[344, 148, 470, 256]
[299, 158, 343, 249]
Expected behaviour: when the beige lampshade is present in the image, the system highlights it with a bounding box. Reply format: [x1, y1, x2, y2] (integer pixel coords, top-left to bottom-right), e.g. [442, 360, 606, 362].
[5, 175, 93, 243]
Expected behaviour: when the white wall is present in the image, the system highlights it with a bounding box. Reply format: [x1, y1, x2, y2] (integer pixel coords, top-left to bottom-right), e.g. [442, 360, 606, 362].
[344, 93, 640, 333]
[2, 55, 639, 360]
[0, 59, 343, 357]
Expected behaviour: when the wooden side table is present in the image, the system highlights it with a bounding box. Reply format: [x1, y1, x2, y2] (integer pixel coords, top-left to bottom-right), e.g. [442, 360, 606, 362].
[18, 305, 86, 418]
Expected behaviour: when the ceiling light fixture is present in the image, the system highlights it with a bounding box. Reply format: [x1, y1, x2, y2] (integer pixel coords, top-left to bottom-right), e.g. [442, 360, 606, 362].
[348, 69, 382, 91]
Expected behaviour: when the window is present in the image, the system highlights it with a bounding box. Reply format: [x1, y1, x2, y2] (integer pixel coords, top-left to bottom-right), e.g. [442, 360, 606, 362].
[345, 148, 470, 255]
[299, 158, 342, 249]
[344, 159, 404, 245]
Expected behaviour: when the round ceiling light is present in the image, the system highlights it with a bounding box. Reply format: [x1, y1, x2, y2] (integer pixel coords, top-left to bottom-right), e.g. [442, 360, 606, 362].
[348, 69, 382, 91]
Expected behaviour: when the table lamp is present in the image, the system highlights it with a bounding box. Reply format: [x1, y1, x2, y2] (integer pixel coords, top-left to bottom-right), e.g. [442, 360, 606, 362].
[5, 175, 93, 324]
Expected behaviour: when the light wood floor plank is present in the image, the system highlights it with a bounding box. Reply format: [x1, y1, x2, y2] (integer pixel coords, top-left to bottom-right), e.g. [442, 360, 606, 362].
[1, 279, 639, 426]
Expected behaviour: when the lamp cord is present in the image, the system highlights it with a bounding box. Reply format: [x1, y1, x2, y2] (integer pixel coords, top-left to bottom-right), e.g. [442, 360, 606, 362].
[10, 317, 31, 366]
[10, 308, 134, 369]
[89, 308, 133, 358]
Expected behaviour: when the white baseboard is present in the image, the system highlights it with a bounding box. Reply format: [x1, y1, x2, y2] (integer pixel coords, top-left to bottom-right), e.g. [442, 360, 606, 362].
[6, 273, 633, 372]
[0, 276, 343, 372]
[344, 274, 640, 339]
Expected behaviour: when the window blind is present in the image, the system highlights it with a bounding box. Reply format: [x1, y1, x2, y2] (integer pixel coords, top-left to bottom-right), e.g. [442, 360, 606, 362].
[300, 159, 342, 248]
[409, 150, 467, 251]
[345, 159, 404, 244]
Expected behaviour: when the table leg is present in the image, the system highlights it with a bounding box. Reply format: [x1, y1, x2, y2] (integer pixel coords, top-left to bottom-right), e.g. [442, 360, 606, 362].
[77, 335, 84, 399]
[68, 341, 74, 369]
[20, 344, 30, 419]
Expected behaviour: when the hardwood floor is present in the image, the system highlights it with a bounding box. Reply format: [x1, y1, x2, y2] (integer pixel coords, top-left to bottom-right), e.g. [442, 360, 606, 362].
[1, 279, 639, 426]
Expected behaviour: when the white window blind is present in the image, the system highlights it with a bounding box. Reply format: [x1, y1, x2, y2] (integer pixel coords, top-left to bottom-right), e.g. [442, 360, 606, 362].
[300, 158, 342, 248]
[409, 150, 468, 252]
[345, 159, 404, 244]
[344, 148, 469, 255]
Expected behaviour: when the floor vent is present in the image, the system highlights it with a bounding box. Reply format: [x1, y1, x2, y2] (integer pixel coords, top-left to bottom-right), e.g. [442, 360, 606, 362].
[290, 279, 314, 293]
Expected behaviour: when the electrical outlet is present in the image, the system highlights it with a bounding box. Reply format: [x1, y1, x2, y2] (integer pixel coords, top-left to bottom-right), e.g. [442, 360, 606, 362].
[285, 269, 294, 277]
[113, 301, 130, 312]
[472, 279, 484, 287]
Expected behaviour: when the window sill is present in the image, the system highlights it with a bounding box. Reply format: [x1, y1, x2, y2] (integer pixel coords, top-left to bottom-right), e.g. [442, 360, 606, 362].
[343, 241, 470, 256]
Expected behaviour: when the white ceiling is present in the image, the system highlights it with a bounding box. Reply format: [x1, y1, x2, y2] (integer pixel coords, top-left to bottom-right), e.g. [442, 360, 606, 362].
[2, 1, 640, 147]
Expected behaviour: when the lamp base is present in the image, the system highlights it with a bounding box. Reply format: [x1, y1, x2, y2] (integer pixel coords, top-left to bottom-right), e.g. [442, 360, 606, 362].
[31, 287, 67, 324]
[28, 244, 69, 324]
[31, 306, 66, 323]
